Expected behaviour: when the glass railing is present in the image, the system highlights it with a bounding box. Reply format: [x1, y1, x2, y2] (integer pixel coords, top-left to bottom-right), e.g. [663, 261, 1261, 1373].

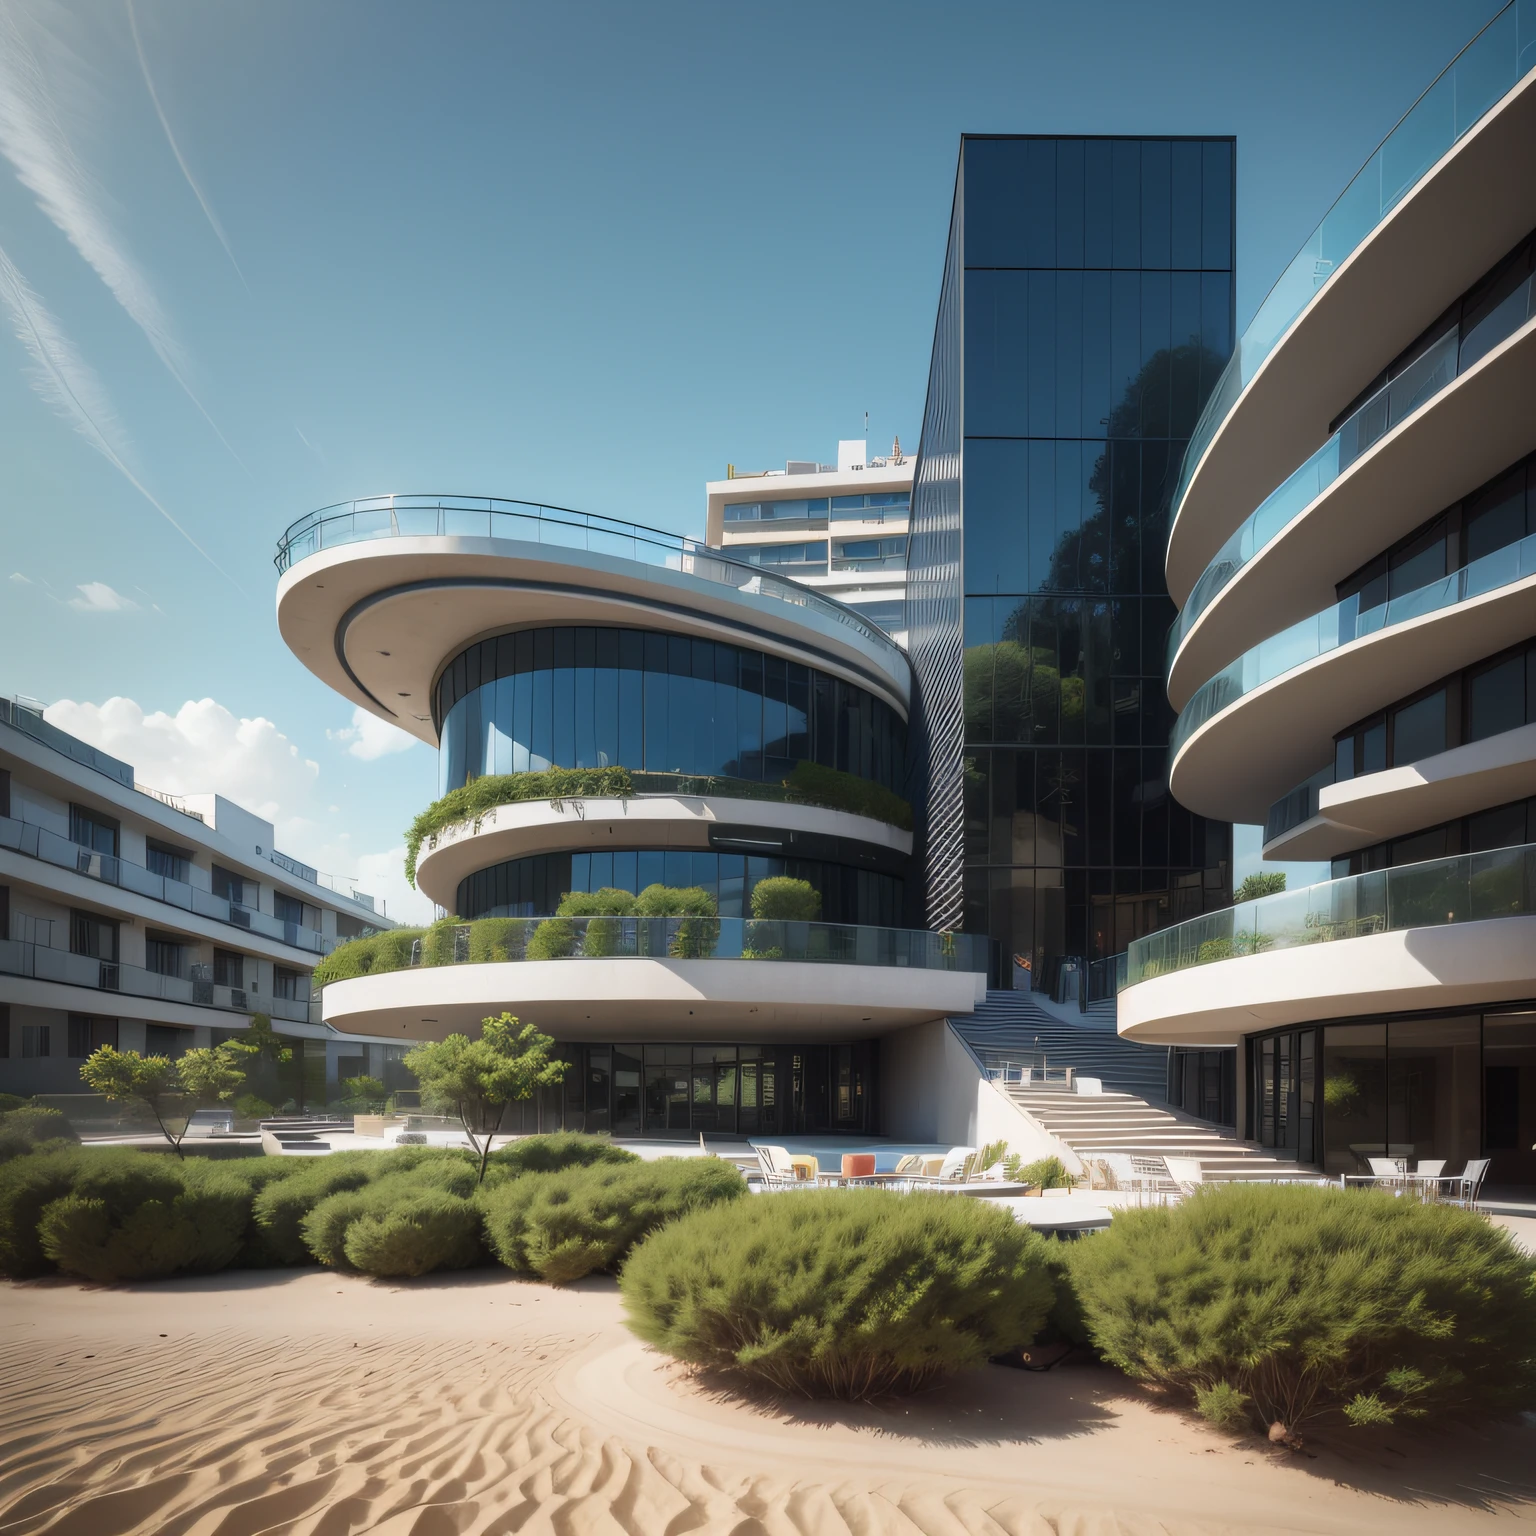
[1173, 528, 1536, 760]
[390, 915, 988, 974]
[0, 814, 331, 954]
[1264, 763, 1338, 845]
[273, 494, 902, 666]
[832, 554, 908, 573]
[1170, 0, 1536, 533]
[0, 697, 134, 787]
[0, 937, 319, 1022]
[1170, 273, 1536, 673]
[1126, 840, 1536, 987]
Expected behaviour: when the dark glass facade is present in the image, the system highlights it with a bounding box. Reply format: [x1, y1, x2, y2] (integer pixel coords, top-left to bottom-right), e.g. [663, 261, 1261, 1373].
[435, 626, 906, 797]
[456, 848, 904, 926]
[909, 136, 1235, 991]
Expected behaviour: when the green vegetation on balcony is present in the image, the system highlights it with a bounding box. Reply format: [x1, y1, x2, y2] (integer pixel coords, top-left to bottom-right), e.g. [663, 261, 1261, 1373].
[403, 761, 913, 887]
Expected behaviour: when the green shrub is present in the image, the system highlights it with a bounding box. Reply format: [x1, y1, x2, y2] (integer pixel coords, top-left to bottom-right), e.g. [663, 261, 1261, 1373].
[37, 1155, 251, 1283]
[621, 1189, 1055, 1398]
[488, 1132, 639, 1177]
[0, 1093, 32, 1113]
[0, 1106, 79, 1163]
[749, 877, 821, 921]
[467, 916, 530, 964]
[302, 1160, 480, 1270]
[1064, 1183, 1536, 1436]
[313, 927, 423, 986]
[0, 1147, 84, 1277]
[232, 1094, 275, 1122]
[1008, 1155, 1073, 1190]
[481, 1156, 745, 1283]
[783, 760, 913, 831]
[405, 766, 635, 886]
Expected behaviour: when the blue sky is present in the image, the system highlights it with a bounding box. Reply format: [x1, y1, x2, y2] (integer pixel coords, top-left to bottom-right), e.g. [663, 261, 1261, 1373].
[0, 0, 1503, 919]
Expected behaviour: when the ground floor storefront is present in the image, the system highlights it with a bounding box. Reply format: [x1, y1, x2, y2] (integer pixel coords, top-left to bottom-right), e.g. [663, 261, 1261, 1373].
[1246, 1005, 1536, 1183]
[490, 1040, 878, 1138]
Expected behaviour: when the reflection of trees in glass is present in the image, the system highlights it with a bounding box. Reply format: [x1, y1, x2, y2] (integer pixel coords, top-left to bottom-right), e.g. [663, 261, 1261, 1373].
[964, 640, 1083, 741]
[1042, 341, 1227, 596]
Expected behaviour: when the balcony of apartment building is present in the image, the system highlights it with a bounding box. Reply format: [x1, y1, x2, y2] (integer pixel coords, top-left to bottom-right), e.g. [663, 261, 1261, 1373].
[1166, 11, 1536, 599]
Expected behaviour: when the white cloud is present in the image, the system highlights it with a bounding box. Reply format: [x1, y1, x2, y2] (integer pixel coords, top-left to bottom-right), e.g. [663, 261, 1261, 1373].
[9, 572, 30, 584]
[42, 695, 432, 926]
[67, 580, 136, 613]
[327, 705, 418, 761]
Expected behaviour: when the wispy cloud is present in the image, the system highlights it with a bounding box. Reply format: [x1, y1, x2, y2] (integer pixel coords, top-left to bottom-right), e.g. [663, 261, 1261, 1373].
[68, 580, 137, 612]
[9, 572, 31, 585]
[124, 0, 247, 294]
[0, 239, 238, 588]
[0, 5, 245, 468]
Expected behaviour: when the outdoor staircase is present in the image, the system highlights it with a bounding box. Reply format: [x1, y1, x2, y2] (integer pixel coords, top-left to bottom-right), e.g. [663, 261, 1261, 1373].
[952, 990, 1304, 1181]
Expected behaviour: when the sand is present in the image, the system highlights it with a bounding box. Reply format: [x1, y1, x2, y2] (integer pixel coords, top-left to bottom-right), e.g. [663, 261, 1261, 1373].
[2, 1270, 1533, 1535]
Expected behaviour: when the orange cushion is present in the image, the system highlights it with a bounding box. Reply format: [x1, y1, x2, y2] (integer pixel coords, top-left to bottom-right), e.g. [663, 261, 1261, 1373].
[841, 1153, 876, 1178]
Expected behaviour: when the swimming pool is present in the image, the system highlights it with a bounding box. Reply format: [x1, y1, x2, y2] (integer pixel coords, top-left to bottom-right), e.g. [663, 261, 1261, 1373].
[749, 1138, 950, 1173]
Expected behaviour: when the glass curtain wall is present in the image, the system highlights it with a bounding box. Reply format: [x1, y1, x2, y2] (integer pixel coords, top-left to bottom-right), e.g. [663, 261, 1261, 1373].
[456, 848, 904, 926]
[435, 626, 906, 797]
[461, 1040, 876, 1137]
[953, 137, 1236, 993]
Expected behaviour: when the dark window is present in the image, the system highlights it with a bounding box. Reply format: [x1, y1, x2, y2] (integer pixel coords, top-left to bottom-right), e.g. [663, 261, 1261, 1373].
[70, 910, 118, 961]
[1387, 518, 1447, 598]
[68, 1015, 117, 1057]
[0, 884, 8, 943]
[0, 768, 9, 819]
[1468, 654, 1528, 742]
[1468, 800, 1529, 852]
[273, 966, 303, 1000]
[69, 805, 118, 857]
[1391, 690, 1446, 765]
[145, 931, 187, 978]
[20, 1023, 50, 1059]
[211, 865, 248, 904]
[213, 948, 244, 989]
[146, 1024, 183, 1057]
[274, 891, 305, 927]
[146, 840, 191, 883]
[1361, 720, 1387, 775]
[1464, 465, 1529, 564]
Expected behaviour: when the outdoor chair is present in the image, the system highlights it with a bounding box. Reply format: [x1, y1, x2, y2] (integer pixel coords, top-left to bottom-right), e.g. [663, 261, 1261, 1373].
[903, 1147, 977, 1189]
[753, 1144, 803, 1191]
[1442, 1158, 1490, 1210]
[1163, 1157, 1205, 1198]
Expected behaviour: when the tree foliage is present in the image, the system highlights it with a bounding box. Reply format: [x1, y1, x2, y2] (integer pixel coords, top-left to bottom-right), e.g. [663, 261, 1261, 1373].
[80, 1044, 246, 1157]
[404, 1014, 568, 1184]
[1235, 871, 1287, 903]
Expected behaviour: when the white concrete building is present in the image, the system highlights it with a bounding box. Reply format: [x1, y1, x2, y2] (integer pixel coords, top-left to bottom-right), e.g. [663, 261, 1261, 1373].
[706, 439, 911, 644]
[1118, 12, 1536, 1183]
[0, 697, 400, 1102]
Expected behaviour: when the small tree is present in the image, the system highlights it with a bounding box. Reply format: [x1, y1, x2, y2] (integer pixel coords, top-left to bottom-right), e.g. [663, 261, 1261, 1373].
[403, 1013, 569, 1184]
[342, 1074, 387, 1108]
[1236, 871, 1286, 903]
[80, 1044, 245, 1158]
[750, 877, 821, 921]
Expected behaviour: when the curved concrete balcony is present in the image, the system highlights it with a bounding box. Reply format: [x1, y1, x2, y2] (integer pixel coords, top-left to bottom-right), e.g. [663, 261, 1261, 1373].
[1167, 307, 1536, 710]
[320, 917, 989, 1040]
[274, 496, 910, 746]
[1118, 841, 1536, 1044]
[1265, 722, 1536, 862]
[1166, 22, 1536, 604]
[415, 791, 912, 911]
[1170, 529, 1536, 824]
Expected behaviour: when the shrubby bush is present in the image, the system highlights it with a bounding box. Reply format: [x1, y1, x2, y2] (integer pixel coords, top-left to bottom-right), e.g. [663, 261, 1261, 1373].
[0, 1147, 85, 1277]
[1064, 1183, 1536, 1436]
[0, 1106, 78, 1163]
[488, 1132, 638, 1177]
[0, 1093, 30, 1114]
[251, 1147, 473, 1264]
[37, 1154, 252, 1283]
[302, 1158, 479, 1269]
[621, 1189, 1055, 1398]
[312, 927, 424, 986]
[481, 1156, 745, 1283]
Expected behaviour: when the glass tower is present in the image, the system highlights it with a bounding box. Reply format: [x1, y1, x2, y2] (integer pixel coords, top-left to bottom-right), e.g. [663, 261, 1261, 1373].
[908, 135, 1236, 992]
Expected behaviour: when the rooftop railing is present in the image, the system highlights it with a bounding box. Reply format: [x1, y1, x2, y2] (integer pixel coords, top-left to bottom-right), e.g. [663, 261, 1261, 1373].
[274, 494, 902, 666]
[1169, 271, 1535, 674]
[1169, 1, 1536, 536]
[1173, 527, 1536, 762]
[1126, 840, 1536, 988]
[0, 697, 133, 788]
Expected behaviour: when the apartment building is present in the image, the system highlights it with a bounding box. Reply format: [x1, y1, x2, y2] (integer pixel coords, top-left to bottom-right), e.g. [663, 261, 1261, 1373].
[705, 440, 911, 643]
[0, 697, 399, 1101]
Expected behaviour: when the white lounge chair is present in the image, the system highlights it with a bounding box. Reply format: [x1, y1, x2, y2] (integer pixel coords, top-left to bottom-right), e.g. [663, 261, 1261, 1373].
[1163, 1157, 1205, 1198]
[904, 1147, 977, 1189]
[753, 1144, 803, 1191]
[1442, 1158, 1490, 1210]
